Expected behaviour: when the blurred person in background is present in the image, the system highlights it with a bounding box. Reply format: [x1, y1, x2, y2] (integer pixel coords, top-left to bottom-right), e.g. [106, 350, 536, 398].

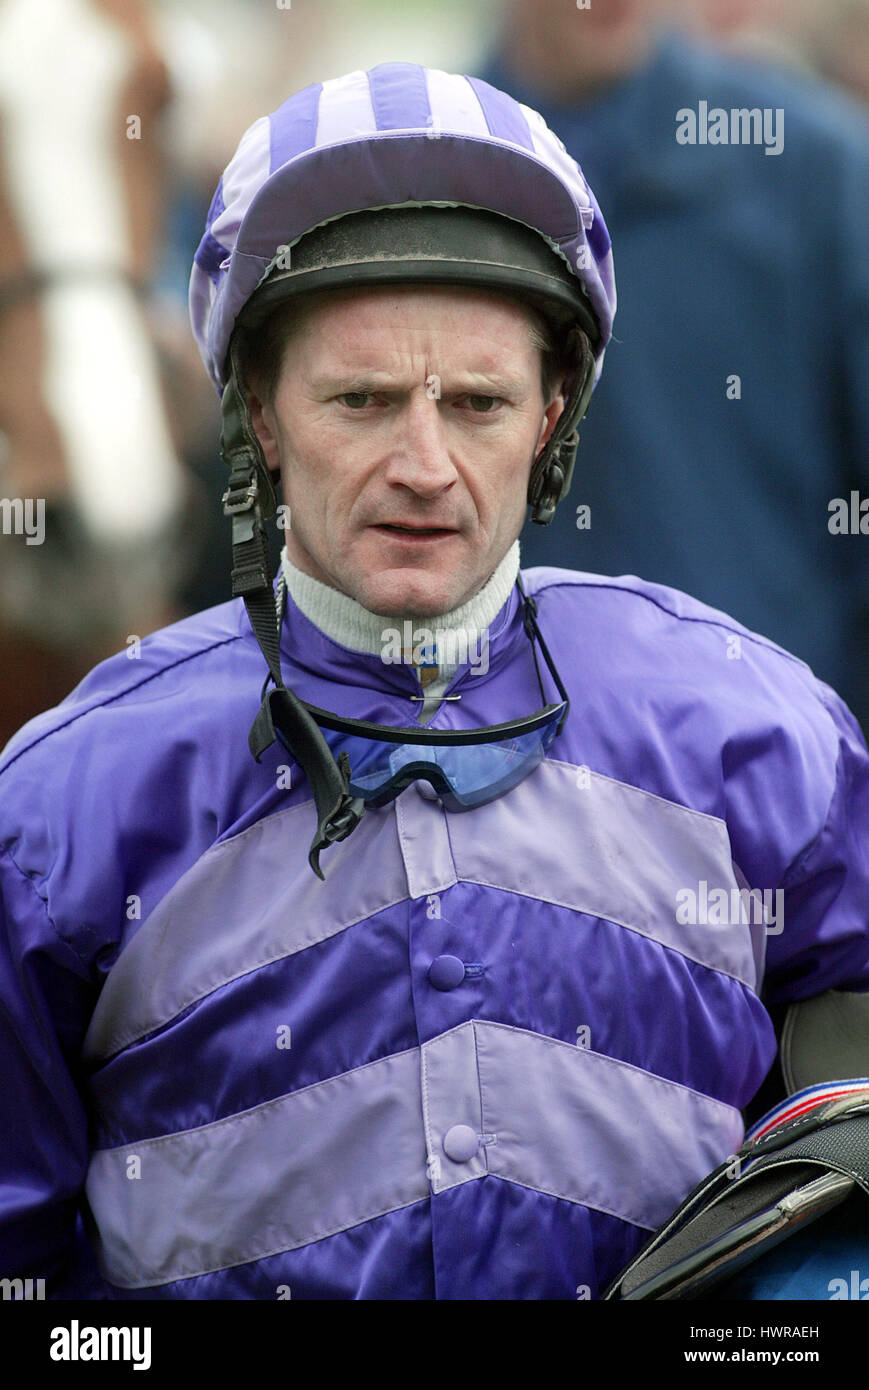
[0, 0, 191, 745]
[687, 0, 869, 103]
[479, 0, 869, 734]
[678, 0, 817, 73]
[809, 0, 869, 106]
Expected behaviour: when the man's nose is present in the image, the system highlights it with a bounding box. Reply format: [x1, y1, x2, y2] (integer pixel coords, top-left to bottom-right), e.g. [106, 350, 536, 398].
[383, 393, 458, 495]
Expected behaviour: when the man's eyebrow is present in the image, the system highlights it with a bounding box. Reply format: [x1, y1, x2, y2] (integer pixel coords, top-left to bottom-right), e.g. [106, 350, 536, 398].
[308, 371, 399, 393]
[442, 372, 529, 396]
[308, 369, 530, 395]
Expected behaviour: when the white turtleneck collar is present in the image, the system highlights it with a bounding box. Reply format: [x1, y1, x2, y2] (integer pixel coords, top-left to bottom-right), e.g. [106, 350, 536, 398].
[280, 540, 521, 719]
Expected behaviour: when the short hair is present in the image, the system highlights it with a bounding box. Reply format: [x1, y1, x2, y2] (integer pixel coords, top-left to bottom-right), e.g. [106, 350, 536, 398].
[234, 287, 569, 408]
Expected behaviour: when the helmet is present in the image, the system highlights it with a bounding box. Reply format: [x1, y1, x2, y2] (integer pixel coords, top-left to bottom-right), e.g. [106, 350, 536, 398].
[189, 63, 617, 877]
[190, 62, 616, 529]
[191, 63, 615, 389]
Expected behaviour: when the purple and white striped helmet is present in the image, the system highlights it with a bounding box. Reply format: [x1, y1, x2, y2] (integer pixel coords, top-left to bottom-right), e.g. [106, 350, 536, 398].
[190, 62, 616, 397]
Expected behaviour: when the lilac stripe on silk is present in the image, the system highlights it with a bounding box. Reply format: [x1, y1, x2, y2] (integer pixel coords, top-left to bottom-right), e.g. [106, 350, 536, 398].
[86, 1046, 428, 1288]
[192, 176, 227, 276]
[467, 76, 535, 151]
[82, 755, 755, 1069]
[269, 80, 323, 170]
[517, 101, 612, 263]
[425, 69, 490, 137]
[424, 1021, 744, 1228]
[368, 62, 431, 132]
[82, 797, 415, 1064]
[218, 117, 271, 224]
[315, 71, 376, 148]
[397, 757, 759, 987]
[84, 1019, 742, 1288]
[205, 178, 225, 228]
[203, 115, 272, 297]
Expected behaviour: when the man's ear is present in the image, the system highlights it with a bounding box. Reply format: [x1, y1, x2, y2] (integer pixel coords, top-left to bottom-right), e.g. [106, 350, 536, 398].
[534, 389, 566, 458]
[248, 391, 282, 473]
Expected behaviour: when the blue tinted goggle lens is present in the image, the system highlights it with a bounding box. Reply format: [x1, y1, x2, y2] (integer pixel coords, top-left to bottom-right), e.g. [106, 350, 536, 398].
[271, 571, 570, 815]
[317, 712, 563, 810]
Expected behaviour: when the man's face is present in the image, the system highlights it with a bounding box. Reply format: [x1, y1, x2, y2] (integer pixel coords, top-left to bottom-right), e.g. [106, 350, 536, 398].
[504, 0, 667, 100]
[249, 285, 565, 619]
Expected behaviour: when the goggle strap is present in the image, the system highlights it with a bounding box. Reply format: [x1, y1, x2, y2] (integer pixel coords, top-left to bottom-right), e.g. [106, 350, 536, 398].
[516, 576, 571, 712]
[265, 687, 366, 879]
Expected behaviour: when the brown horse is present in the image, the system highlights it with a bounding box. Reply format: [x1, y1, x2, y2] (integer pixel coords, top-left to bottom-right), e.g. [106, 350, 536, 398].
[0, 0, 190, 745]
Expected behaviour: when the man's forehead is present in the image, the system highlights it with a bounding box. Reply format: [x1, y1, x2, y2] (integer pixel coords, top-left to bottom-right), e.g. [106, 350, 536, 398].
[288, 283, 546, 356]
[300, 279, 542, 330]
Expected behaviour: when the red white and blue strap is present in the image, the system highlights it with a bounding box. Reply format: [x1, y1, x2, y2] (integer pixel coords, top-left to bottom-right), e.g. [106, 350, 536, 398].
[746, 1079, 869, 1144]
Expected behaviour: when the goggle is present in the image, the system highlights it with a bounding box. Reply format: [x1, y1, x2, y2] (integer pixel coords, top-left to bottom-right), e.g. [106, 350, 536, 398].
[274, 572, 570, 812]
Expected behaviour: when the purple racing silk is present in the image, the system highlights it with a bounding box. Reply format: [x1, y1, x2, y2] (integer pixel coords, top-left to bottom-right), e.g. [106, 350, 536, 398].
[1, 566, 867, 1299]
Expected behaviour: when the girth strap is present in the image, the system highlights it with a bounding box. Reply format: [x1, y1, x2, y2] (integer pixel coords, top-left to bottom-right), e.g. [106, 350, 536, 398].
[605, 1085, 869, 1300]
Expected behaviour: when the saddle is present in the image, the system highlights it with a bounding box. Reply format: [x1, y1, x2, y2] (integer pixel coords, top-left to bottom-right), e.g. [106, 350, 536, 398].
[604, 1081, 869, 1300]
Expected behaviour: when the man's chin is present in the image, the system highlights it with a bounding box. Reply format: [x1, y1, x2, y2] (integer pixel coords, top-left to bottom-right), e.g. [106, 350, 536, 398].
[354, 570, 470, 621]
[363, 587, 461, 622]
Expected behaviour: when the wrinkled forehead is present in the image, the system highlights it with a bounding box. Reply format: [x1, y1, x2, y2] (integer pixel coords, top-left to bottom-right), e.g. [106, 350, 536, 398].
[284, 282, 551, 347]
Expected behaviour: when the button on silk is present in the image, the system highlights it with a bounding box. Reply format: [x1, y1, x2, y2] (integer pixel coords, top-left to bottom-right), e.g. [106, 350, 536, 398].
[443, 1124, 479, 1163]
[428, 955, 466, 991]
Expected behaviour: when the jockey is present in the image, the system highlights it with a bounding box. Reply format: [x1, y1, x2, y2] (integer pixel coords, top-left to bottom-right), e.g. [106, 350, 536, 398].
[0, 62, 867, 1300]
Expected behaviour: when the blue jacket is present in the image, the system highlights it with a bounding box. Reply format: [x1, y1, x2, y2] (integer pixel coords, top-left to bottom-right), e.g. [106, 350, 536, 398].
[480, 31, 869, 728]
[1, 567, 867, 1298]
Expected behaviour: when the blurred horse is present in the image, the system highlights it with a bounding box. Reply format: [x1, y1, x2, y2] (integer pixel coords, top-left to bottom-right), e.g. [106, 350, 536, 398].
[0, 0, 188, 744]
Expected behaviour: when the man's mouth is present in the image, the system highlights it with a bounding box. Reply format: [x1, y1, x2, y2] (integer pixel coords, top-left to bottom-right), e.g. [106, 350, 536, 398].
[375, 523, 456, 536]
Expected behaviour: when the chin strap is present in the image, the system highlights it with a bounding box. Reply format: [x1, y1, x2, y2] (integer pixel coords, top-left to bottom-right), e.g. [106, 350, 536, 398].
[251, 683, 366, 880]
[220, 342, 365, 879]
[527, 328, 596, 525]
[221, 321, 594, 872]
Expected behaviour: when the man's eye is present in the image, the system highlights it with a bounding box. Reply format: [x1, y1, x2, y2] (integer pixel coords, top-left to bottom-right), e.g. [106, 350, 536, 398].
[465, 395, 500, 413]
[338, 392, 374, 409]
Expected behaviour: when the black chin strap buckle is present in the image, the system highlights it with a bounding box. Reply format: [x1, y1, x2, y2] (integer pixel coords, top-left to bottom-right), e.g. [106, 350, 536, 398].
[528, 326, 595, 525]
[531, 456, 569, 527]
[222, 479, 259, 515]
[253, 681, 366, 881]
[253, 682, 366, 882]
[308, 750, 366, 879]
